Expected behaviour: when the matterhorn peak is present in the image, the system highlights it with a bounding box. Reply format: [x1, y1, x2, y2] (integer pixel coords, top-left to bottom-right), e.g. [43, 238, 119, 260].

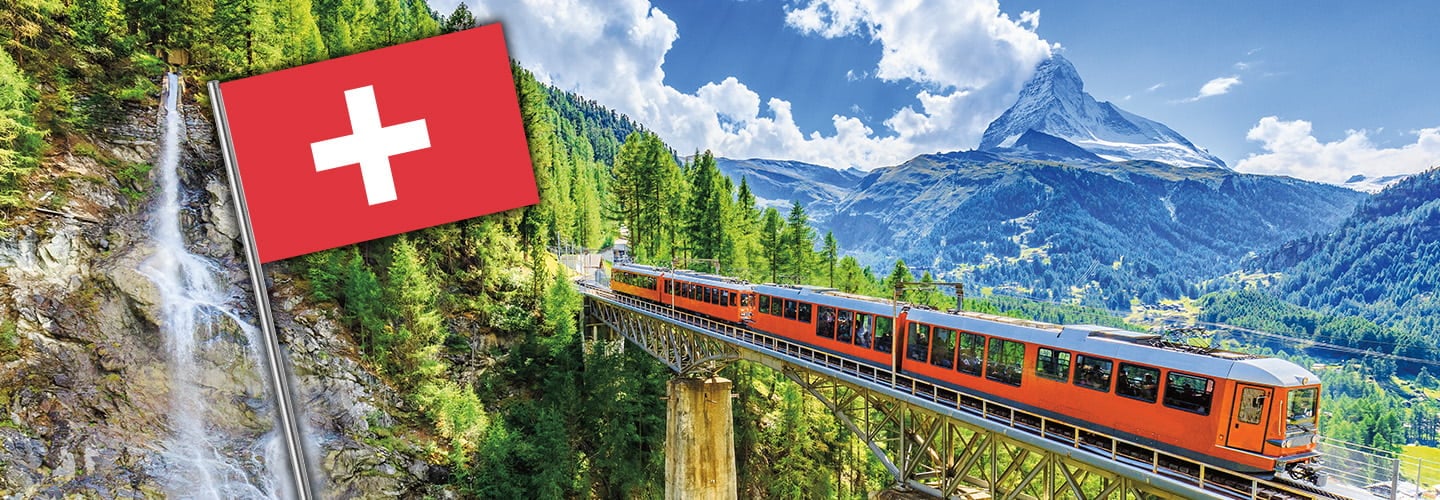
[980, 55, 1228, 170]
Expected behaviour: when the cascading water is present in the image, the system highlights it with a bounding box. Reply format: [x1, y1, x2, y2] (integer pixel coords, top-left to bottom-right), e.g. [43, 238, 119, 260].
[140, 72, 287, 499]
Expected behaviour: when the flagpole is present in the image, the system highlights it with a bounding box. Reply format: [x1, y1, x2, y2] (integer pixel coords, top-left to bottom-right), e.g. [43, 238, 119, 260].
[208, 80, 317, 500]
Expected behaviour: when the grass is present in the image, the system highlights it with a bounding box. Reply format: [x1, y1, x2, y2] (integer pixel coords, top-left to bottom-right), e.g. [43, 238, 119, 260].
[1401, 444, 1440, 488]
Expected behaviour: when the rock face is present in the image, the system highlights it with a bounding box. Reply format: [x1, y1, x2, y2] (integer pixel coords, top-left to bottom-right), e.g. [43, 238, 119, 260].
[0, 79, 431, 497]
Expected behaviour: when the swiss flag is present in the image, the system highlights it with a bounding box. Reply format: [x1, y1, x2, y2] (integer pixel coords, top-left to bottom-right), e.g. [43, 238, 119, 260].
[216, 24, 537, 263]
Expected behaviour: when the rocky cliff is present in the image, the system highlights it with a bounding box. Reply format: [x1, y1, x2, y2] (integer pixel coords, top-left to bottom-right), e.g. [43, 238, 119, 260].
[0, 77, 439, 498]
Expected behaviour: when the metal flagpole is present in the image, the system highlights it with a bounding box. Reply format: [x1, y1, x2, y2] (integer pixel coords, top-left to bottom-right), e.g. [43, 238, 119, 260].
[208, 80, 317, 500]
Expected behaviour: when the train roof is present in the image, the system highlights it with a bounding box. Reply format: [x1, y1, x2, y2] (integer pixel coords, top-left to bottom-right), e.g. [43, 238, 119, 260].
[613, 262, 752, 291]
[904, 312, 1319, 388]
[613, 262, 667, 275]
[754, 284, 897, 317]
[666, 269, 752, 290]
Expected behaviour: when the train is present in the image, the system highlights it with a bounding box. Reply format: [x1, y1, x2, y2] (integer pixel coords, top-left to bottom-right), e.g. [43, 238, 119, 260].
[609, 262, 1323, 481]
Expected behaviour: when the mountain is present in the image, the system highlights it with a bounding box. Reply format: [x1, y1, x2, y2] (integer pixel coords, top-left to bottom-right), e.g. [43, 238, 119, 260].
[1342, 173, 1410, 193]
[979, 55, 1227, 170]
[1254, 168, 1440, 333]
[715, 158, 862, 216]
[826, 152, 1365, 309]
[986, 129, 1107, 164]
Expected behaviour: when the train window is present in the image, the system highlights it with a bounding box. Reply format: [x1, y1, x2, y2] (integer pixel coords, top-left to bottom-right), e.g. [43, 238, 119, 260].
[931, 328, 955, 369]
[769, 296, 784, 316]
[957, 332, 984, 376]
[1035, 348, 1071, 382]
[721, 290, 729, 306]
[907, 324, 931, 362]
[784, 300, 798, 321]
[665, 280, 673, 294]
[798, 303, 812, 323]
[759, 296, 771, 314]
[1237, 388, 1266, 424]
[1074, 356, 1113, 392]
[1163, 372, 1214, 415]
[741, 294, 752, 307]
[816, 306, 836, 338]
[836, 310, 853, 342]
[710, 288, 719, 304]
[854, 314, 873, 348]
[985, 338, 1024, 386]
[1116, 364, 1160, 403]
[729, 291, 737, 307]
[874, 316, 894, 353]
[1287, 388, 1318, 430]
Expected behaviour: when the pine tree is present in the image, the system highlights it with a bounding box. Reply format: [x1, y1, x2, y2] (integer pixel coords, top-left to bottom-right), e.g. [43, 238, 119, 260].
[760, 207, 783, 283]
[684, 150, 728, 263]
[886, 259, 915, 300]
[781, 200, 815, 283]
[822, 231, 838, 287]
[0, 50, 41, 209]
[441, 1, 476, 33]
[835, 256, 866, 294]
[384, 236, 448, 386]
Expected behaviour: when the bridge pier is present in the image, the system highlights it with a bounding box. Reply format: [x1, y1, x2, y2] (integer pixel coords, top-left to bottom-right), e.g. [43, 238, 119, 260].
[665, 376, 737, 500]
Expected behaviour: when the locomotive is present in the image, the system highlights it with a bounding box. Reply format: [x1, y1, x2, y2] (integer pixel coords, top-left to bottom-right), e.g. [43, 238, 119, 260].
[608, 262, 1322, 480]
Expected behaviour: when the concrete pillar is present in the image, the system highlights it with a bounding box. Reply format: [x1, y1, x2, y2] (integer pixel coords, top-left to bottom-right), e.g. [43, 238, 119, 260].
[666, 377, 737, 500]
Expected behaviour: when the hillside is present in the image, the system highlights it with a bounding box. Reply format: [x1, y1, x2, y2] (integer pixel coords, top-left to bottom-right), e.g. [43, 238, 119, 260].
[824, 151, 1363, 309]
[714, 157, 862, 216]
[1254, 168, 1440, 333]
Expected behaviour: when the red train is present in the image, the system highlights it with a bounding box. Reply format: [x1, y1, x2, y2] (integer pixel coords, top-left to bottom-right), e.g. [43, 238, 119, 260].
[609, 262, 1322, 479]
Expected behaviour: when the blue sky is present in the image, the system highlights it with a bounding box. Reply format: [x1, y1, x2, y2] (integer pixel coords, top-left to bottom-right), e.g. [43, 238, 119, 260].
[445, 0, 1440, 186]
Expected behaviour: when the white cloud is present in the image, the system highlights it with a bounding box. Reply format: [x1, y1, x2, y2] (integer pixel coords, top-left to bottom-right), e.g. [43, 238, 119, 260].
[1146, 82, 1165, 92]
[470, 0, 1053, 170]
[1235, 116, 1440, 185]
[1181, 76, 1241, 102]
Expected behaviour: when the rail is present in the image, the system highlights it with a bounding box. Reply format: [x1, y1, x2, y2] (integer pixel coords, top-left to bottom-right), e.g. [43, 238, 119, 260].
[575, 280, 1359, 500]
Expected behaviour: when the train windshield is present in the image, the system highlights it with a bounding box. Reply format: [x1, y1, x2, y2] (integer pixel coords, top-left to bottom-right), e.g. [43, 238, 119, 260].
[1287, 388, 1318, 432]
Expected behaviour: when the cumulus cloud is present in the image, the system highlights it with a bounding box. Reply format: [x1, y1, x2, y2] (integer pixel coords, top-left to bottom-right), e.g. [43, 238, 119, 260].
[470, 0, 1053, 170]
[1234, 116, 1440, 185]
[1181, 76, 1241, 102]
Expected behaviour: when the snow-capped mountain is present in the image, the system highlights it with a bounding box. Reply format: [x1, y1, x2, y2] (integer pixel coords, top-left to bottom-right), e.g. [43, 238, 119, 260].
[1342, 173, 1410, 193]
[979, 55, 1228, 170]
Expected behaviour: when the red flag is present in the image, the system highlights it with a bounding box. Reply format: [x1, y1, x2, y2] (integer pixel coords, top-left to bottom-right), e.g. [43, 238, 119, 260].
[216, 24, 537, 263]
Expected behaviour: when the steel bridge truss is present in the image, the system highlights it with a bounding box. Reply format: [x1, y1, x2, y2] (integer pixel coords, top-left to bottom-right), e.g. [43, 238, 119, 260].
[785, 366, 1177, 499]
[584, 294, 740, 376]
[577, 282, 1342, 500]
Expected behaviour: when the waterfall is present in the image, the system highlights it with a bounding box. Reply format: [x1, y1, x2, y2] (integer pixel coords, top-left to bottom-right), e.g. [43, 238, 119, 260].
[140, 72, 286, 499]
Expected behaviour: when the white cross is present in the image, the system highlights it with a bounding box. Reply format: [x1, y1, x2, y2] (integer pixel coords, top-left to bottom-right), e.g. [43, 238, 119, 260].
[310, 85, 431, 205]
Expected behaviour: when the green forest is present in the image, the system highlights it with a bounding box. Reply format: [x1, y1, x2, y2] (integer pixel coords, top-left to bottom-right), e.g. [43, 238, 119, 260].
[3, 0, 1437, 496]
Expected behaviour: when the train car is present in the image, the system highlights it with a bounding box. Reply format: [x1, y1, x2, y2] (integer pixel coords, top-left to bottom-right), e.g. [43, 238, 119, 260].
[897, 307, 1320, 477]
[660, 270, 754, 324]
[610, 262, 665, 302]
[608, 266, 1322, 480]
[750, 285, 899, 369]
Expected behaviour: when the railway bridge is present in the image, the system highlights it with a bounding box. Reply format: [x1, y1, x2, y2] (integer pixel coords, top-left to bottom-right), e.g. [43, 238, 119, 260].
[572, 278, 1375, 500]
